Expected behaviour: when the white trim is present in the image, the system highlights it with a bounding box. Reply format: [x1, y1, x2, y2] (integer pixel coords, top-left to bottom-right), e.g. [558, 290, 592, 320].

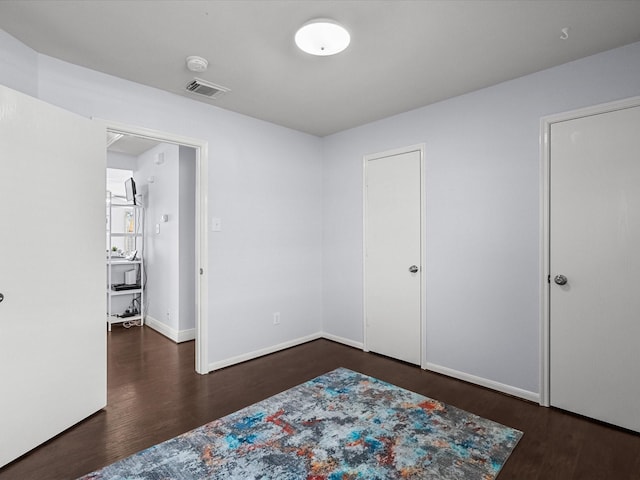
[203, 331, 540, 402]
[420, 146, 427, 369]
[202, 330, 540, 403]
[208, 333, 323, 371]
[195, 141, 209, 374]
[95, 119, 209, 375]
[539, 95, 640, 407]
[321, 332, 364, 349]
[362, 144, 427, 368]
[144, 315, 195, 343]
[427, 363, 540, 403]
[539, 115, 551, 407]
[177, 328, 196, 343]
[362, 157, 368, 353]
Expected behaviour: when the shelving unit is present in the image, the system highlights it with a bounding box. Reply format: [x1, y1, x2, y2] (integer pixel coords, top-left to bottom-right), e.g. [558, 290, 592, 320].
[106, 191, 145, 331]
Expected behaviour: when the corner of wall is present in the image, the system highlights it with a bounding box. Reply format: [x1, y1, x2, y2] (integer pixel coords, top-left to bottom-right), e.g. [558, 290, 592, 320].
[145, 315, 195, 343]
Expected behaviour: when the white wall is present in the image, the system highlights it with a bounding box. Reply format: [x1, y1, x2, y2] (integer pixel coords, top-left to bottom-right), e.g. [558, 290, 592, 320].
[24, 49, 324, 366]
[322, 40, 640, 396]
[137, 143, 181, 332]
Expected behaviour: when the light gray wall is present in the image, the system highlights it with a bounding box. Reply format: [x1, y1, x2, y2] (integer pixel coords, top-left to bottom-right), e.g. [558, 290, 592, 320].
[322, 40, 640, 395]
[137, 143, 181, 332]
[0, 29, 37, 96]
[0, 29, 324, 366]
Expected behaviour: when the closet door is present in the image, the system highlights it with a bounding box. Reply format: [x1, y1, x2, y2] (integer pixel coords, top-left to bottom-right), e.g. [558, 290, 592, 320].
[549, 104, 640, 432]
[0, 84, 106, 466]
[364, 147, 423, 365]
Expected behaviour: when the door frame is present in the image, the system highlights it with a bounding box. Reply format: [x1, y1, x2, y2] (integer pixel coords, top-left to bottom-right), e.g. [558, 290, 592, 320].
[539, 95, 640, 406]
[98, 119, 209, 375]
[362, 144, 427, 368]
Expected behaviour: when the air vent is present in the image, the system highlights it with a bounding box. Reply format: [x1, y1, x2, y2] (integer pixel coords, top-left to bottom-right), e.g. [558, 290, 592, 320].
[185, 78, 230, 99]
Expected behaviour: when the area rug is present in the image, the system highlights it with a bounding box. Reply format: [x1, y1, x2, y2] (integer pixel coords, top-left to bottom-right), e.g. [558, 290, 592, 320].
[79, 367, 522, 479]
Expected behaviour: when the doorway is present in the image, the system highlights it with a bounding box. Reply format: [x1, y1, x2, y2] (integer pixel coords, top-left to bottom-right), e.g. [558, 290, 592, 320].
[104, 120, 209, 374]
[363, 144, 426, 366]
[541, 96, 640, 432]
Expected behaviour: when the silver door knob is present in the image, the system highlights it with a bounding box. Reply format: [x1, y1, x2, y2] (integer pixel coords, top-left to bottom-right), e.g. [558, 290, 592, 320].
[409, 265, 419, 273]
[554, 274, 568, 285]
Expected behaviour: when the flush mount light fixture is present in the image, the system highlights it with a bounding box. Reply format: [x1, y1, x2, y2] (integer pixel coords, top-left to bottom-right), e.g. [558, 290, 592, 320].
[295, 19, 350, 56]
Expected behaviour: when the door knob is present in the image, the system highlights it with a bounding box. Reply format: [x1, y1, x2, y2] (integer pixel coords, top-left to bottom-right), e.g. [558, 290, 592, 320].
[554, 274, 568, 285]
[0, 292, 4, 303]
[409, 265, 419, 273]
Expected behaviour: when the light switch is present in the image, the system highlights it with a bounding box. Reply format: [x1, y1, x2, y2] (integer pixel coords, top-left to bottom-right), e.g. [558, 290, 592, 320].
[211, 217, 222, 232]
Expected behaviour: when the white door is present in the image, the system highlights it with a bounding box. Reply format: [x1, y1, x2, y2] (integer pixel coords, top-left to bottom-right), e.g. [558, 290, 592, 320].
[550, 104, 640, 432]
[364, 148, 422, 365]
[0, 85, 106, 466]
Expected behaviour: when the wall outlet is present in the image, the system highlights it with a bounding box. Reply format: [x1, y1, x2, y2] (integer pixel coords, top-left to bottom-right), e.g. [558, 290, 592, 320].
[273, 312, 280, 325]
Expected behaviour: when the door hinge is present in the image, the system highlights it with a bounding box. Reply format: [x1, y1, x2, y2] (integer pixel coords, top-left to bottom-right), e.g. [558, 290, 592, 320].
[547, 274, 551, 284]
[200, 268, 204, 275]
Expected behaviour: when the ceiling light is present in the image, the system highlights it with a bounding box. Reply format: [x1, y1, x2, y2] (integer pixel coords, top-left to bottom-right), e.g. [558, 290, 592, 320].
[295, 19, 350, 56]
[186, 55, 208, 72]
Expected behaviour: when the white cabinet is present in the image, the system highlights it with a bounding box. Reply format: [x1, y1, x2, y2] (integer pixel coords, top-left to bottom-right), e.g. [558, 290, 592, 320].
[106, 192, 145, 331]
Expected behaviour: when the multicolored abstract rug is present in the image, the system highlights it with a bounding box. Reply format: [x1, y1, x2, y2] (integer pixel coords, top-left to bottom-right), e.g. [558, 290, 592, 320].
[79, 368, 522, 479]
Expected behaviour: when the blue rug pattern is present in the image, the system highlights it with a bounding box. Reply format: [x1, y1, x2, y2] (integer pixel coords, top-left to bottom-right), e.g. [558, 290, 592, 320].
[79, 368, 522, 479]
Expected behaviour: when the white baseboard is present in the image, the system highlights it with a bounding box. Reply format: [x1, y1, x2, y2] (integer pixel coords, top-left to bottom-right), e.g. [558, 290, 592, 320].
[145, 315, 195, 344]
[208, 332, 323, 372]
[426, 362, 540, 403]
[206, 332, 362, 373]
[177, 328, 196, 343]
[202, 332, 538, 404]
[321, 332, 364, 350]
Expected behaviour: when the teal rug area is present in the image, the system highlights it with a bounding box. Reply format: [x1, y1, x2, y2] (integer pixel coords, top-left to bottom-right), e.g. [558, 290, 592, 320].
[79, 368, 522, 479]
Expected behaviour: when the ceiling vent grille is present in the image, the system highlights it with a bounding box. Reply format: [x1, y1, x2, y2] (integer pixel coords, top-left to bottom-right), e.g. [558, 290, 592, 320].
[185, 78, 230, 99]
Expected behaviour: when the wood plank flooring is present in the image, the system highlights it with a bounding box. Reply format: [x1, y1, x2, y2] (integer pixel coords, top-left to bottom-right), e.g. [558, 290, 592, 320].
[1, 326, 638, 479]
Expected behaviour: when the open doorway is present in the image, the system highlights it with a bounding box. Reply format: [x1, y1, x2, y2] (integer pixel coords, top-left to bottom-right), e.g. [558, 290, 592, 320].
[107, 139, 196, 339]
[104, 121, 209, 374]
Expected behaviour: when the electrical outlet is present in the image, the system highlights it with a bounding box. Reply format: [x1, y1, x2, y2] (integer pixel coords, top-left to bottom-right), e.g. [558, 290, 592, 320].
[273, 312, 280, 325]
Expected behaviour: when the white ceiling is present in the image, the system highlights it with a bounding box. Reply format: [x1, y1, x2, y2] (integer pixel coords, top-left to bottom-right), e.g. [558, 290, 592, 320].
[1, 0, 640, 137]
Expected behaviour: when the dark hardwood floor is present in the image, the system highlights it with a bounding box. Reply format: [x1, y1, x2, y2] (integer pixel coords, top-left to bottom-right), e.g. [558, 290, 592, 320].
[1, 326, 638, 479]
